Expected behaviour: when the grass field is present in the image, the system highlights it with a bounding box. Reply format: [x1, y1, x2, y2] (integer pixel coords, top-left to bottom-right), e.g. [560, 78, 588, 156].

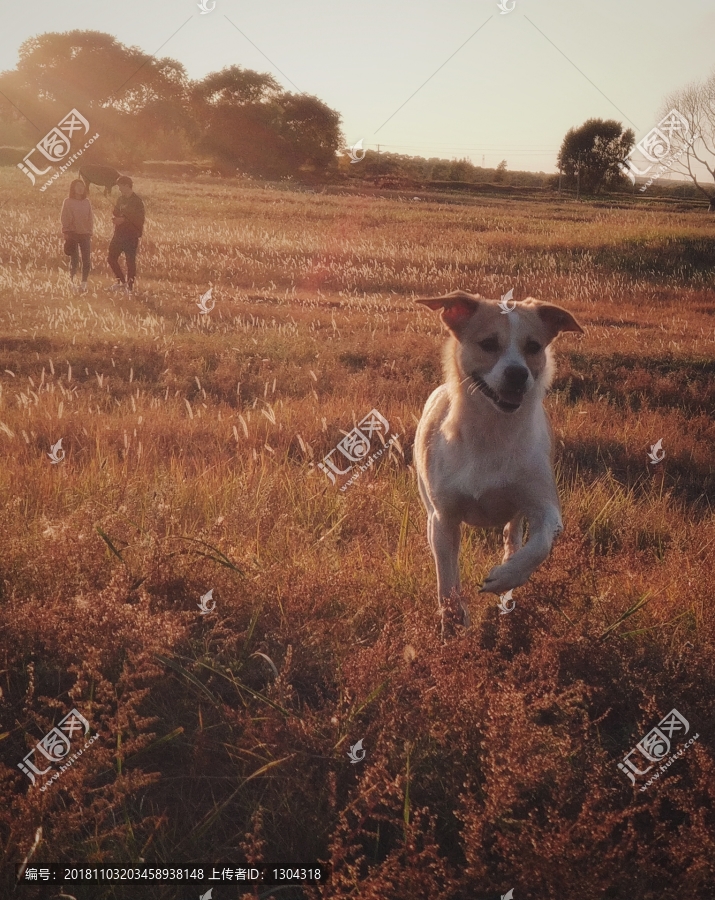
[1, 168, 714, 899]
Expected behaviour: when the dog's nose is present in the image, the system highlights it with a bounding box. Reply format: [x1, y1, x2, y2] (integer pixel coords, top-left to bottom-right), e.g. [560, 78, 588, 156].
[502, 365, 529, 391]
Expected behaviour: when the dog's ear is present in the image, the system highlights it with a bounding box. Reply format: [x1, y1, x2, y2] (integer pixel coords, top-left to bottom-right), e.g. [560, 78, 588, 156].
[416, 290, 480, 335]
[526, 300, 584, 342]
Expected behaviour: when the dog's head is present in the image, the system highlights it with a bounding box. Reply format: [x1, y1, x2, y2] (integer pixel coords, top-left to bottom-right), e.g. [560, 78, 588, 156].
[417, 290, 584, 414]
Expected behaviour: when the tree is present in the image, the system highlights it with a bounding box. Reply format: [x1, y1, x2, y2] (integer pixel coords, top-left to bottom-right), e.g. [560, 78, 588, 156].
[448, 158, 474, 182]
[0, 31, 192, 166]
[661, 70, 715, 209]
[192, 66, 342, 178]
[557, 119, 634, 194]
[494, 159, 507, 183]
[0, 37, 344, 176]
[195, 102, 287, 177]
[191, 66, 281, 109]
[429, 160, 451, 181]
[276, 93, 342, 173]
[191, 66, 285, 175]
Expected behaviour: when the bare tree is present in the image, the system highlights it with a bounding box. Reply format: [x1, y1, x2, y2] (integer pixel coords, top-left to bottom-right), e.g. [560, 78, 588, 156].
[660, 70, 715, 210]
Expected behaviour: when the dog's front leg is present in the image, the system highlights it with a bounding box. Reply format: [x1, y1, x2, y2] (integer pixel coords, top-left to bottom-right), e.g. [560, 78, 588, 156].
[502, 515, 524, 562]
[428, 513, 461, 599]
[428, 513, 469, 631]
[480, 505, 562, 595]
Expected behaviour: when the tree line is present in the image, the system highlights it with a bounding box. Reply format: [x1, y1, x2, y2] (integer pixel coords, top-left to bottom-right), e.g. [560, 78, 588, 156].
[0, 31, 341, 178]
[1, 30, 713, 205]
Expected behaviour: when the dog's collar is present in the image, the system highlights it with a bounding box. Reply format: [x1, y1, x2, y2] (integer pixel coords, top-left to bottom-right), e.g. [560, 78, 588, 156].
[470, 372, 521, 413]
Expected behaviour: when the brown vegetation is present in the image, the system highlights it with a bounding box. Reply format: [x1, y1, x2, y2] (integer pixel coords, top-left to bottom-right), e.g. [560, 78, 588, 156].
[0, 170, 714, 899]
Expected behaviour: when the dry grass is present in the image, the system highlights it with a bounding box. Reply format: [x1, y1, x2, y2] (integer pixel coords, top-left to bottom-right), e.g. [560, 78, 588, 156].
[0, 169, 714, 899]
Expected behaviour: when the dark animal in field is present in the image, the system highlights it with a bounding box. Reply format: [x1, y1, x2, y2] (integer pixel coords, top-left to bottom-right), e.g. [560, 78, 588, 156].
[79, 164, 121, 196]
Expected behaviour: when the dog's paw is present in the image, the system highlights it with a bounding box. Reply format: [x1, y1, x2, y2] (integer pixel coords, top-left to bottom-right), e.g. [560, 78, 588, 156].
[479, 563, 525, 595]
[439, 590, 470, 640]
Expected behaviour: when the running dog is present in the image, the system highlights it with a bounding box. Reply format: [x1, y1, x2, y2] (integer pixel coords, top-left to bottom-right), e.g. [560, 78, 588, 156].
[414, 290, 584, 635]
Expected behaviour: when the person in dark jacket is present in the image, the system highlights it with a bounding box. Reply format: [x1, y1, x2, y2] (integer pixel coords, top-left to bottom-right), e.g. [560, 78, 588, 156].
[107, 175, 145, 294]
[60, 179, 93, 292]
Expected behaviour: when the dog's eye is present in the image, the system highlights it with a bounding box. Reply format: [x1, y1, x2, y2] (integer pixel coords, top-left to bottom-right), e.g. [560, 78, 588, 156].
[478, 337, 500, 352]
[525, 340, 542, 354]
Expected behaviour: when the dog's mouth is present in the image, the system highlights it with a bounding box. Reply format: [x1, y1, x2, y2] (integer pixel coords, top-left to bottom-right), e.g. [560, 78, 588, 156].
[470, 373, 523, 413]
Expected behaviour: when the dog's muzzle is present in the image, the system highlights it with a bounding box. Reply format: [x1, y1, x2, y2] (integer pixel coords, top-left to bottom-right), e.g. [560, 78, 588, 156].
[470, 373, 523, 413]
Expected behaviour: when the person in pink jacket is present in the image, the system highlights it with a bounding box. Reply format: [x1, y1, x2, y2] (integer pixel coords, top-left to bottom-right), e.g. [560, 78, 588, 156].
[60, 179, 94, 292]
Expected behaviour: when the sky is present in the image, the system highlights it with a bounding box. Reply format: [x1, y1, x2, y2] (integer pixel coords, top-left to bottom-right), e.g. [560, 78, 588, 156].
[1, 0, 713, 174]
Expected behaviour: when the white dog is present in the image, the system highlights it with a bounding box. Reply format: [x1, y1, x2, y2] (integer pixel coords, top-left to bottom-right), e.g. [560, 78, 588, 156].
[414, 290, 584, 634]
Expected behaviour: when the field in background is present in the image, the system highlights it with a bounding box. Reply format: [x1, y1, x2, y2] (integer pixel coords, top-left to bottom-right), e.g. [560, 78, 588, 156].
[1, 169, 714, 899]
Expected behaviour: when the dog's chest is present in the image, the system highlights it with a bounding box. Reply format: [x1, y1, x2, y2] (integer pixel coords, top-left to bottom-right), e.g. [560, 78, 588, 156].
[455, 473, 523, 528]
[459, 488, 520, 528]
[448, 450, 535, 527]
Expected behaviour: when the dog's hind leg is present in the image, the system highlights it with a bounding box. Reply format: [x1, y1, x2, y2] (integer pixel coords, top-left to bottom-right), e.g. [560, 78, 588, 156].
[502, 515, 524, 562]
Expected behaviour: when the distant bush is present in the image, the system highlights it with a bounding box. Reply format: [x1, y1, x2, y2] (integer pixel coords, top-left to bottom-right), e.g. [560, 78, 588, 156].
[428, 180, 543, 195]
[140, 160, 202, 177]
[0, 146, 24, 166]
